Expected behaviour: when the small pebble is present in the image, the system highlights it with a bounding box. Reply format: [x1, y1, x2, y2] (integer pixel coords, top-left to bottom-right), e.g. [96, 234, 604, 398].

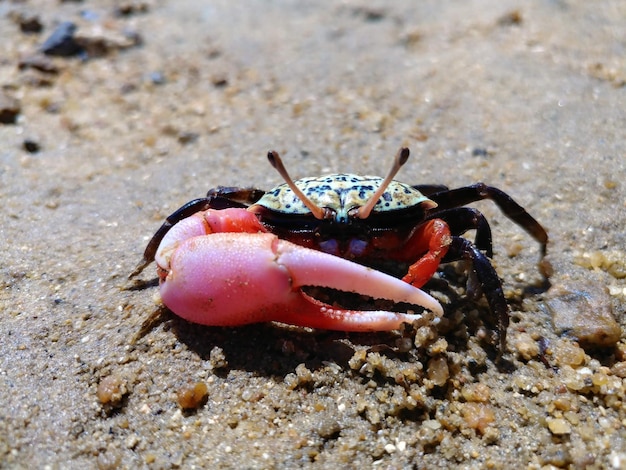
[611, 361, 626, 378]
[422, 419, 442, 430]
[472, 147, 490, 157]
[23, 139, 41, 153]
[295, 363, 313, 383]
[384, 443, 396, 454]
[462, 403, 495, 434]
[414, 325, 437, 349]
[18, 55, 60, 74]
[547, 418, 572, 435]
[147, 71, 166, 85]
[97, 375, 127, 407]
[177, 131, 199, 145]
[211, 75, 228, 88]
[427, 356, 449, 386]
[497, 10, 523, 26]
[177, 382, 208, 410]
[74, 26, 142, 58]
[314, 415, 341, 439]
[552, 340, 586, 367]
[547, 282, 621, 348]
[461, 383, 491, 402]
[209, 346, 228, 370]
[552, 397, 572, 412]
[125, 434, 139, 450]
[0, 93, 20, 124]
[575, 250, 626, 279]
[512, 332, 540, 360]
[41, 22, 84, 57]
[15, 13, 43, 33]
[540, 447, 573, 467]
[114, 1, 150, 17]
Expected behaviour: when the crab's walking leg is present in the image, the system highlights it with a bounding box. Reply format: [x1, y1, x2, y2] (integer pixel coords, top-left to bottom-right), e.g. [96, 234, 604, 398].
[427, 207, 494, 258]
[129, 198, 214, 278]
[445, 236, 510, 354]
[425, 183, 548, 260]
[400, 219, 452, 288]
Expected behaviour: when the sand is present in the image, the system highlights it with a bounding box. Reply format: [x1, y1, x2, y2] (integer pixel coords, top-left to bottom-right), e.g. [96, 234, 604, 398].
[1, 1, 625, 468]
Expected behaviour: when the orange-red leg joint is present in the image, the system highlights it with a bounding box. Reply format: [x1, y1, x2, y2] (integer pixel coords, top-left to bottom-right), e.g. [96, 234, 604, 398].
[402, 218, 452, 288]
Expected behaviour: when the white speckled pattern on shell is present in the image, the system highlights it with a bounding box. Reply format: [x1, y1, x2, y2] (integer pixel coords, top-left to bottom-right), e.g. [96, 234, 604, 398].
[256, 174, 432, 223]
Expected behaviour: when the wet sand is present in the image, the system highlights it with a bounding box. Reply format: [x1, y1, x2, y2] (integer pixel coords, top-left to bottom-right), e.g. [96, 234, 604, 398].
[1, 1, 625, 468]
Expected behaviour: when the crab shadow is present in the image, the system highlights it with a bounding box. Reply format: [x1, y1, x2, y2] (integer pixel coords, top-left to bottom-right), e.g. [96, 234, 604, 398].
[148, 304, 511, 378]
[130, 267, 519, 376]
[159, 311, 414, 377]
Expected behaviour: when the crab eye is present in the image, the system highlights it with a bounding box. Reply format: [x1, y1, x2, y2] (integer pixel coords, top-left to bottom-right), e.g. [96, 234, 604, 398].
[320, 207, 337, 221]
[347, 207, 362, 219]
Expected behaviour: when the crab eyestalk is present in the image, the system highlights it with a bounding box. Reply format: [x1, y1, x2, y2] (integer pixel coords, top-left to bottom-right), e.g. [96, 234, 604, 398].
[267, 151, 332, 221]
[355, 147, 411, 219]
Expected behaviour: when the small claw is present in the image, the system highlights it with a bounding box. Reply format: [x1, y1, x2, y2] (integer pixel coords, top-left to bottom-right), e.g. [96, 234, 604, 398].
[158, 232, 443, 331]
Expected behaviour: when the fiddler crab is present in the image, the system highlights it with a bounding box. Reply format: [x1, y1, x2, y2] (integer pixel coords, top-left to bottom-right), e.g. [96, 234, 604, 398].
[130, 147, 549, 354]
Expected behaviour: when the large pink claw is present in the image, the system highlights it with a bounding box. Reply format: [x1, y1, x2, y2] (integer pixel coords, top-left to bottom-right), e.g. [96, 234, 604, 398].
[156, 222, 443, 332]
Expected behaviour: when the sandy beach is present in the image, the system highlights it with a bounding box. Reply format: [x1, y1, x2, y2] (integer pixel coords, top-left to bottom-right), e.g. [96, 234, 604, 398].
[1, 1, 625, 468]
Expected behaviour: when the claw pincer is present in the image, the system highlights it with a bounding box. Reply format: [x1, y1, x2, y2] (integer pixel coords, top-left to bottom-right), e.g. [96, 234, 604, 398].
[156, 209, 443, 331]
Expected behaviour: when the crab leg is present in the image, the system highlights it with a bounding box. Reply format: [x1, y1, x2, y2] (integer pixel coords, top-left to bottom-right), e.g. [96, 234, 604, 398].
[398, 219, 452, 288]
[158, 231, 443, 332]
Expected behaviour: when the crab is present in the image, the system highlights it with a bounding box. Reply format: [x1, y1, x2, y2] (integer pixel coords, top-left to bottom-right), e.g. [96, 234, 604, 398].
[130, 147, 548, 353]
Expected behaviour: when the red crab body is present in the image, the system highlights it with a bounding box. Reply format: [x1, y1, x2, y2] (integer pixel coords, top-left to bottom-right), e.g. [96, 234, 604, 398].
[131, 148, 548, 353]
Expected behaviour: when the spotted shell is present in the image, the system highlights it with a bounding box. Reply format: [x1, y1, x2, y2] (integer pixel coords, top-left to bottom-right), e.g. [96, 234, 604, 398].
[256, 174, 433, 223]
